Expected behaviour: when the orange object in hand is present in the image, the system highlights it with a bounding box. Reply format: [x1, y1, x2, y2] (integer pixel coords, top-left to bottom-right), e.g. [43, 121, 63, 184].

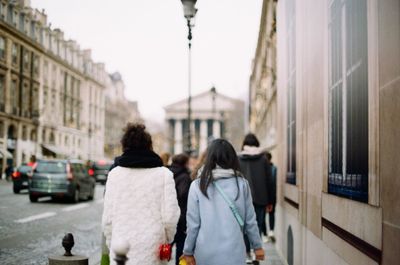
[159, 244, 172, 261]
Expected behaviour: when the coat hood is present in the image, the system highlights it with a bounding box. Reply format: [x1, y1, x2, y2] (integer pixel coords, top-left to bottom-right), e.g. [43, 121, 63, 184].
[238, 145, 265, 160]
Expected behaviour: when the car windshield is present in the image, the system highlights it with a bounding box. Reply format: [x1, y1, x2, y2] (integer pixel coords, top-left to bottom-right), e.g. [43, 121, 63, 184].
[35, 161, 66, 174]
[18, 165, 32, 173]
[94, 163, 111, 170]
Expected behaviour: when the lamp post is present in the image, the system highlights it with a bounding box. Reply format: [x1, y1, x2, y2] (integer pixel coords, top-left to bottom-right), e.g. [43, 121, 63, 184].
[180, 0, 197, 154]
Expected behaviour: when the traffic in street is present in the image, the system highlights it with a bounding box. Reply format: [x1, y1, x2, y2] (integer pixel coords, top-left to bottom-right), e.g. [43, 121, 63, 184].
[0, 181, 105, 265]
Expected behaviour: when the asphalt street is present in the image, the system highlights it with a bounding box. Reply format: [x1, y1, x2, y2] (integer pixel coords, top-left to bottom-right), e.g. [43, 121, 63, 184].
[0, 180, 285, 265]
[0, 180, 104, 265]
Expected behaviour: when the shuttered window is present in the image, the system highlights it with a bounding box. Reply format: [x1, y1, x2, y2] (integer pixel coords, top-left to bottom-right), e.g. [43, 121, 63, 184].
[328, 0, 368, 202]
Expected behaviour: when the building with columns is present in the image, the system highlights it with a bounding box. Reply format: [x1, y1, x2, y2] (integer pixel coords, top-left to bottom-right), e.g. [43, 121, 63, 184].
[164, 87, 245, 155]
[0, 0, 107, 174]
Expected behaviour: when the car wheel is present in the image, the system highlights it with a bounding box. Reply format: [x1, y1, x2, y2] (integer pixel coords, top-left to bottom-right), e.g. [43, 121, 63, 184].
[13, 186, 20, 194]
[71, 189, 80, 203]
[88, 185, 95, 200]
[29, 194, 38, 202]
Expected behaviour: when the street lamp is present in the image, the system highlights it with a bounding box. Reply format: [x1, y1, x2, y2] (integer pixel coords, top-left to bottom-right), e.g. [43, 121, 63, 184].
[180, 0, 197, 154]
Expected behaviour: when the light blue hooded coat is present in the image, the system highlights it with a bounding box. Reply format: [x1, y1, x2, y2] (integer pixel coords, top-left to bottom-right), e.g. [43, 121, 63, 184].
[183, 168, 262, 265]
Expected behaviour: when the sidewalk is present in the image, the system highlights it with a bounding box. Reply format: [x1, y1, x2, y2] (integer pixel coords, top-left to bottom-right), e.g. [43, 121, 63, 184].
[261, 241, 286, 265]
[94, 241, 286, 265]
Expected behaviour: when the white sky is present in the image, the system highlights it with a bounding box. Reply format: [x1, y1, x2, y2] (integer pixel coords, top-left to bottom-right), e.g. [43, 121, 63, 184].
[30, 0, 262, 123]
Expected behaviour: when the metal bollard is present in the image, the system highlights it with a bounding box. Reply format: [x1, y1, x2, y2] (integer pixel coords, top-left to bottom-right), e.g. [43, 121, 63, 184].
[48, 233, 89, 265]
[113, 240, 130, 265]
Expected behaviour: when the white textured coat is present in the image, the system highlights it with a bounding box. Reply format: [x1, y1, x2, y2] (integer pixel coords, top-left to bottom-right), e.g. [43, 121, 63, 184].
[102, 166, 180, 265]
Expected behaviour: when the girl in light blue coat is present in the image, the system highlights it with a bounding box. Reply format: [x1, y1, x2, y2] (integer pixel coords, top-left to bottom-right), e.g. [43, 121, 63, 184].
[181, 139, 264, 265]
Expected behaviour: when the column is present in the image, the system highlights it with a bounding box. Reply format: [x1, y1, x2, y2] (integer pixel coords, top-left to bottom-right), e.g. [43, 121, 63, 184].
[174, 120, 183, 154]
[213, 119, 221, 138]
[199, 120, 208, 153]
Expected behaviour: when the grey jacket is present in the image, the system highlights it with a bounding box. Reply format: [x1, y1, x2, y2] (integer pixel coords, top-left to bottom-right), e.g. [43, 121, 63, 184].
[183, 168, 262, 265]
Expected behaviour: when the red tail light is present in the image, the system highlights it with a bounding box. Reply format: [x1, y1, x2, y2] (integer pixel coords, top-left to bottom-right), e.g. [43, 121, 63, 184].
[66, 164, 74, 180]
[12, 171, 21, 178]
[88, 168, 94, 176]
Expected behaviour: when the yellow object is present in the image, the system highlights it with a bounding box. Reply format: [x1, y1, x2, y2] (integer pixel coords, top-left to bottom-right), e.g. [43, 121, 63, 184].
[179, 258, 187, 265]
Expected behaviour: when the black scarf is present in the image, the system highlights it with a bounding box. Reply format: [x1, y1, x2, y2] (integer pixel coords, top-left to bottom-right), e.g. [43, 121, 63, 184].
[114, 149, 163, 168]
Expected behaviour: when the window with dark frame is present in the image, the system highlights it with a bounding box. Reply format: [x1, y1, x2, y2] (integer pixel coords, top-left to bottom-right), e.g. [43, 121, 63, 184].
[328, 0, 369, 203]
[0, 74, 4, 112]
[0, 36, 5, 60]
[286, 0, 296, 185]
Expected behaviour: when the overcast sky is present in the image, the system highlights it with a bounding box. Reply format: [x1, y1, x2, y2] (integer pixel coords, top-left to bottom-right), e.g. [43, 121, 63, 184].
[30, 0, 262, 123]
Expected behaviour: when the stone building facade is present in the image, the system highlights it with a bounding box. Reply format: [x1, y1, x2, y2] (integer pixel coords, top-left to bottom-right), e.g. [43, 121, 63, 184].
[268, 0, 400, 264]
[165, 88, 245, 155]
[248, 0, 277, 157]
[104, 72, 141, 159]
[0, 0, 107, 173]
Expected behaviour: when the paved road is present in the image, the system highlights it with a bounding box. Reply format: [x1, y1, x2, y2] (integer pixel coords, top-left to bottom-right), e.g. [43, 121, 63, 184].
[0, 180, 285, 265]
[0, 180, 104, 265]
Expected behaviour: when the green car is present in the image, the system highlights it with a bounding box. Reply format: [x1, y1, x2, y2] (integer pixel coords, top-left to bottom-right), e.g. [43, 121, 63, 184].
[28, 159, 96, 203]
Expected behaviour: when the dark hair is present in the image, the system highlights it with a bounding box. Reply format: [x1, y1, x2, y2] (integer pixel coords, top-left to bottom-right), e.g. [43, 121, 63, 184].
[242, 133, 260, 150]
[266, 152, 272, 161]
[172, 153, 189, 167]
[121, 123, 153, 152]
[199, 139, 242, 199]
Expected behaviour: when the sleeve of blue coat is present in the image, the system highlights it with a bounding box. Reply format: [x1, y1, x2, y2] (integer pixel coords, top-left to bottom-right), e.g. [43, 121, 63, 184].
[183, 182, 201, 255]
[244, 181, 263, 249]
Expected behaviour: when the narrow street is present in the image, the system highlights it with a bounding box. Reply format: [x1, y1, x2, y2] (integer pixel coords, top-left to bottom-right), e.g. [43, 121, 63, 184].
[0, 181, 104, 265]
[0, 180, 285, 265]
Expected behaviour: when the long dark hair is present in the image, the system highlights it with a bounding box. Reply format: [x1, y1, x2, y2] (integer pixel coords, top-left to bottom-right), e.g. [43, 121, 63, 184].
[199, 139, 242, 199]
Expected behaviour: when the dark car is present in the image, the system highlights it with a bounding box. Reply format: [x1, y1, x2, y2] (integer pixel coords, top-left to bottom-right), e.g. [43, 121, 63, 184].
[28, 160, 96, 203]
[90, 161, 112, 184]
[12, 164, 32, 194]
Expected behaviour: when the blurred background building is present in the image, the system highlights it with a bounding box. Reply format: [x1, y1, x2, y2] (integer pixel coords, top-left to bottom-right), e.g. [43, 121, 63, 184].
[248, 0, 277, 159]
[0, 0, 140, 173]
[165, 87, 245, 155]
[104, 72, 141, 159]
[249, 0, 400, 264]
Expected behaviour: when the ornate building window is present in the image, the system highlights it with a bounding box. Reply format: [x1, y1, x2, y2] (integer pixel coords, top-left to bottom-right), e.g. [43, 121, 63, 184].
[286, 0, 296, 185]
[21, 82, 30, 117]
[22, 126, 27, 141]
[10, 79, 19, 115]
[328, 0, 368, 202]
[32, 54, 39, 78]
[0, 36, 5, 60]
[31, 85, 39, 117]
[23, 49, 30, 73]
[11, 43, 19, 66]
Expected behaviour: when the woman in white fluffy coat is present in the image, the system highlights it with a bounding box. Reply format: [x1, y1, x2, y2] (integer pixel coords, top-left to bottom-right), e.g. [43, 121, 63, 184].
[102, 123, 180, 265]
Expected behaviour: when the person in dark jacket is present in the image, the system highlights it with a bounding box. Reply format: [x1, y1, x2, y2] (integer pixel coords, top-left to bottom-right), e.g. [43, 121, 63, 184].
[238, 133, 272, 263]
[266, 151, 277, 241]
[169, 153, 192, 265]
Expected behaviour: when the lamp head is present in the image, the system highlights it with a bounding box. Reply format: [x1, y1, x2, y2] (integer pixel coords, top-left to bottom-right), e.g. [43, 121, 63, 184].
[181, 0, 198, 19]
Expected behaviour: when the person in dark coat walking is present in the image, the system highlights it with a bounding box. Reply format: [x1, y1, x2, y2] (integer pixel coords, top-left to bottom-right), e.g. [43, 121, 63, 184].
[238, 133, 272, 263]
[169, 153, 192, 265]
[266, 151, 277, 241]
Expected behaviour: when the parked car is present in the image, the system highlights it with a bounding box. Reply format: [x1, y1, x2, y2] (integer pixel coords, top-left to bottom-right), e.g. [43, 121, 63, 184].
[28, 159, 96, 203]
[12, 164, 32, 194]
[89, 160, 113, 184]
